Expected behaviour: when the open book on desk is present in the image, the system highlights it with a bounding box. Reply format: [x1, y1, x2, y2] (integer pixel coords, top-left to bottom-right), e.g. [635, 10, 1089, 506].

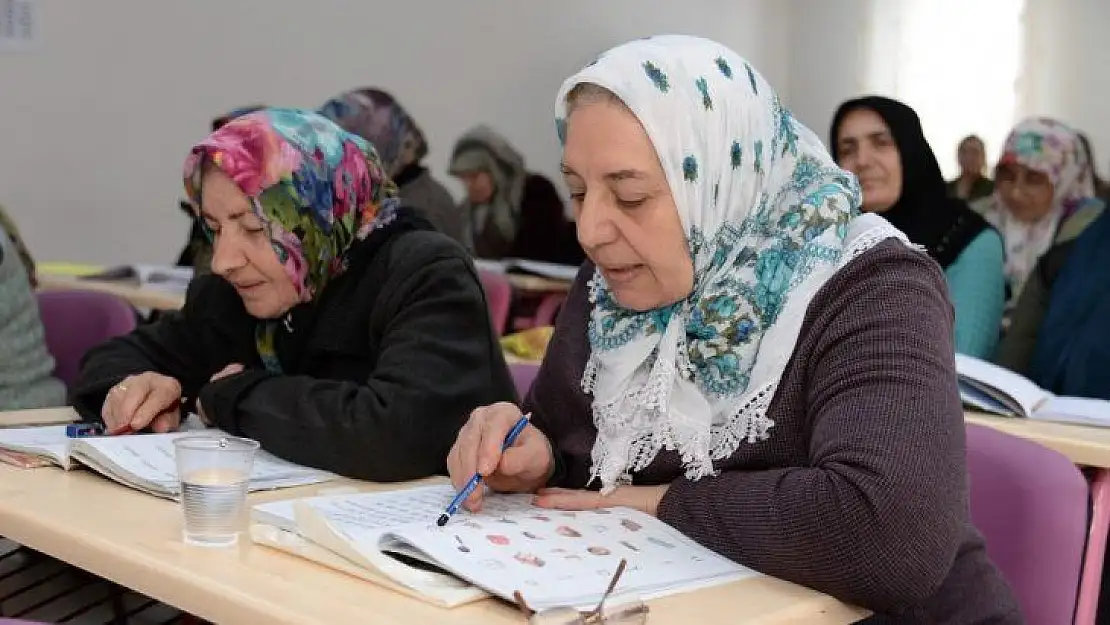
[250, 484, 753, 611]
[84, 264, 194, 295]
[473, 258, 578, 282]
[0, 425, 333, 499]
[956, 354, 1110, 427]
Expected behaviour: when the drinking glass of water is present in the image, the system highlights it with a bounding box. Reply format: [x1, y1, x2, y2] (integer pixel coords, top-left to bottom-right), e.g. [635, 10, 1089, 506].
[173, 435, 260, 547]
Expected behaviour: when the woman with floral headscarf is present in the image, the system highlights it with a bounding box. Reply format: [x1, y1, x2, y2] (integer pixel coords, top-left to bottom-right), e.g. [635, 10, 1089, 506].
[320, 88, 466, 247]
[72, 109, 515, 480]
[176, 106, 266, 273]
[975, 117, 1104, 306]
[447, 36, 1018, 621]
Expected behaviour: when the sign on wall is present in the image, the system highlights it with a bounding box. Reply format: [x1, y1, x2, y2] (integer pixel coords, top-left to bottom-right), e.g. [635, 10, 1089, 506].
[0, 0, 38, 53]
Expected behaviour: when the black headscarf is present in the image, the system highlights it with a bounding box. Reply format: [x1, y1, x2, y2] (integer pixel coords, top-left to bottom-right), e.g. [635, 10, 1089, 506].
[830, 96, 990, 268]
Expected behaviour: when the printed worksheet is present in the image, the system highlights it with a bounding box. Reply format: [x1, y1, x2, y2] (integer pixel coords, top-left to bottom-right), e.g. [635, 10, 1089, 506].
[262, 484, 753, 611]
[387, 497, 750, 610]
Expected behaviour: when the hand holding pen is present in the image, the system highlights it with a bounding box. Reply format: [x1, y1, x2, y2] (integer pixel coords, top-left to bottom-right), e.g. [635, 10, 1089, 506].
[445, 403, 556, 517]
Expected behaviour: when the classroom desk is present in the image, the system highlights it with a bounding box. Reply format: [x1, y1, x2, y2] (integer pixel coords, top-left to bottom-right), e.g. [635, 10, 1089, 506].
[965, 412, 1110, 469]
[36, 275, 185, 310]
[967, 411, 1110, 624]
[505, 273, 572, 294]
[0, 428, 866, 624]
[37, 272, 564, 309]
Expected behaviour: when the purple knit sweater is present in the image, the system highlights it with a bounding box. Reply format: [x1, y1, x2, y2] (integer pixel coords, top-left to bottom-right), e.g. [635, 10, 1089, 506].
[525, 240, 1022, 623]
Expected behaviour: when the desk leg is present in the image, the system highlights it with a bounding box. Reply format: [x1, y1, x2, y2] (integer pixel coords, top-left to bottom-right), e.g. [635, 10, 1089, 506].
[1076, 468, 1110, 625]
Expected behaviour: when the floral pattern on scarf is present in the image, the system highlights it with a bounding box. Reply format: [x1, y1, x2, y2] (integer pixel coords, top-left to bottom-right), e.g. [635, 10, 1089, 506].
[557, 35, 908, 490]
[982, 117, 1095, 303]
[182, 108, 400, 372]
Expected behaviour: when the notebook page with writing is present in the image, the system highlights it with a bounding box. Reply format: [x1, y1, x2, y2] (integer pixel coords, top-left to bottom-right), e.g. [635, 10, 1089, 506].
[71, 431, 333, 499]
[1036, 396, 1110, 427]
[955, 354, 1050, 416]
[0, 425, 71, 467]
[383, 493, 752, 611]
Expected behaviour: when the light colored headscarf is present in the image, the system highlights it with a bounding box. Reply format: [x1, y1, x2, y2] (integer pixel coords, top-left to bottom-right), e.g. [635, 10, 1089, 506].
[558, 35, 910, 492]
[449, 125, 527, 242]
[981, 117, 1094, 302]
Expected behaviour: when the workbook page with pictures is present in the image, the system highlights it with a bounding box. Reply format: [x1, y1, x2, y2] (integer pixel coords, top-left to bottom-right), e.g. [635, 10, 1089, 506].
[263, 484, 753, 611]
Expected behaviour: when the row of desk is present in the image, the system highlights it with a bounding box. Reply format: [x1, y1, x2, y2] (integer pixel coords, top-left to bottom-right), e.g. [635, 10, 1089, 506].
[36, 271, 574, 313]
[0, 408, 1106, 624]
[25, 272, 1110, 622]
[0, 408, 867, 625]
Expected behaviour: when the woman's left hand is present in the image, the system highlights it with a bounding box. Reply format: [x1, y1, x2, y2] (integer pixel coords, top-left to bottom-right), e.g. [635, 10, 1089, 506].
[533, 485, 671, 517]
[198, 363, 244, 425]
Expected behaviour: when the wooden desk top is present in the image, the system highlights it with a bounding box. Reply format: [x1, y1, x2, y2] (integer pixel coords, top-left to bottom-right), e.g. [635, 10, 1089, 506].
[37, 275, 185, 310]
[38, 272, 564, 307]
[966, 412, 1110, 469]
[0, 413, 865, 624]
[505, 273, 572, 294]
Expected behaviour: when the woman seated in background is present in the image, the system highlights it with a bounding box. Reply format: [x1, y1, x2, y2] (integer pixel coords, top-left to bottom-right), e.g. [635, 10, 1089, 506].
[176, 105, 266, 273]
[320, 88, 467, 248]
[74, 109, 516, 481]
[0, 222, 66, 409]
[975, 117, 1104, 308]
[996, 208, 1110, 400]
[946, 134, 994, 201]
[448, 35, 1019, 622]
[830, 97, 1004, 358]
[449, 125, 584, 265]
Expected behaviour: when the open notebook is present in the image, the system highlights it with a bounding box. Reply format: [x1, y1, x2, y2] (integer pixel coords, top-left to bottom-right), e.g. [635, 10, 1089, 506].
[85, 264, 194, 295]
[473, 259, 578, 282]
[0, 425, 333, 499]
[250, 484, 753, 611]
[956, 354, 1110, 427]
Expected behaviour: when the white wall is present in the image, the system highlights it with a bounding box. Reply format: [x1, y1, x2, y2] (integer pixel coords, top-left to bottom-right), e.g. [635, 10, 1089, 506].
[781, 0, 870, 145]
[782, 0, 1110, 180]
[0, 0, 789, 265]
[1019, 0, 1110, 180]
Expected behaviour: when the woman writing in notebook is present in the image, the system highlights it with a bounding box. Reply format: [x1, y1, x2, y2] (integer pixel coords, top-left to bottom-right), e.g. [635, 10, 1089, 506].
[447, 36, 1020, 622]
[73, 109, 515, 481]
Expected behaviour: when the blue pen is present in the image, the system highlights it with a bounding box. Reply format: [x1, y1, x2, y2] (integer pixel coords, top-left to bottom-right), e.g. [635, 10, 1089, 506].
[437, 413, 532, 527]
[65, 423, 106, 438]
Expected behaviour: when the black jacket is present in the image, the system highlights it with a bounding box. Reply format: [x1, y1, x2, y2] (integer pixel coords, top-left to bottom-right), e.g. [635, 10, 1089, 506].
[72, 230, 516, 482]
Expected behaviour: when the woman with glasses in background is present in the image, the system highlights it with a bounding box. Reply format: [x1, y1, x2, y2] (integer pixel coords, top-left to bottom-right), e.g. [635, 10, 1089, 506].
[974, 118, 1104, 309]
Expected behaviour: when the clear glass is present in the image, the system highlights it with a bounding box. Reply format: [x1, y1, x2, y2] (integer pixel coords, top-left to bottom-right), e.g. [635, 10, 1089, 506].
[598, 593, 649, 624]
[174, 434, 259, 547]
[529, 607, 586, 625]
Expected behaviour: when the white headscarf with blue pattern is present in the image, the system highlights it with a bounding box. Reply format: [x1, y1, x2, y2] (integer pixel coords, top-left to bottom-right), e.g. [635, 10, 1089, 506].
[556, 35, 910, 492]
